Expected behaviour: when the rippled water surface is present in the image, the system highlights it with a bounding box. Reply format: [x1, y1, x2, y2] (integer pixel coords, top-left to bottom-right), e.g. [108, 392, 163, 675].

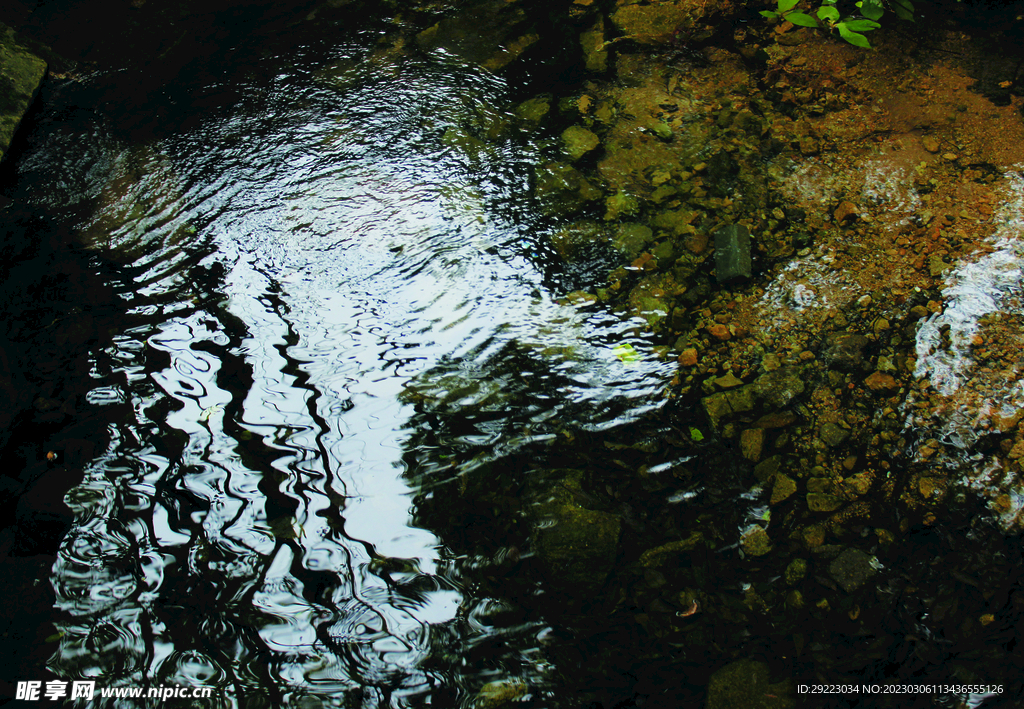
[12, 22, 676, 707]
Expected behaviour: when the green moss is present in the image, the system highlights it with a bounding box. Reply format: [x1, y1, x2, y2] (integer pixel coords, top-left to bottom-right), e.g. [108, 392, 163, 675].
[0, 23, 47, 163]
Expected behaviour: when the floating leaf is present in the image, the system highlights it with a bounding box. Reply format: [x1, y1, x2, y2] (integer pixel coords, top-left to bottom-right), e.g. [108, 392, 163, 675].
[689, 427, 704, 442]
[613, 343, 640, 363]
[199, 404, 225, 421]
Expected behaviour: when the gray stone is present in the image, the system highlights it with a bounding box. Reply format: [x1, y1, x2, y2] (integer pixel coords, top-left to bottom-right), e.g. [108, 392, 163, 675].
[828, 548, 877, 593]
[714, 224, 752, 284]
[752, 367, 805, 409]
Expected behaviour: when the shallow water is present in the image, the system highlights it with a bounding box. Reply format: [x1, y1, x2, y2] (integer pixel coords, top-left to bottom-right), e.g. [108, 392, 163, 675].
[9, 21, 677, 706]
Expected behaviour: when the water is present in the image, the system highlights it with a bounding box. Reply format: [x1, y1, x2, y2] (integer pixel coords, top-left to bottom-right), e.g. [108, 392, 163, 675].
[10, 24, 675, 707]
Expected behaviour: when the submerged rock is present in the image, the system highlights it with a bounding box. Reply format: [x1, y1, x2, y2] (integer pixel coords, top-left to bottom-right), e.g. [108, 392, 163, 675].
[561, 125, 600, 161]
[0, 23, 47, 164]
[828, 548, 877, 593]
[706, 659, 795, 709]
[714, 224, 752, 284]
[531, 471, 622, 594]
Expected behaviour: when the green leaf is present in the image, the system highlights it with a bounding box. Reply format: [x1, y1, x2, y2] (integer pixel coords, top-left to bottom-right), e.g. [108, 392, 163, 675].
[689, 426, 704, 442]
[760, 9, 779, 18]
[613, 343, 640, 363]
[844, 18, 881, 31]
[817, 5, 840, 21]
[785, 11, 819, 27]
[837, 22, 872, 47]
[778, 0, 799, 11]
[860, 3, 884, 20]
[891, 0, 914, 21]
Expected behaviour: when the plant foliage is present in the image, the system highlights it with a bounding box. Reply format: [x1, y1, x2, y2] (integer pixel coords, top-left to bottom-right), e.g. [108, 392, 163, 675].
[760, 0, 914, 48]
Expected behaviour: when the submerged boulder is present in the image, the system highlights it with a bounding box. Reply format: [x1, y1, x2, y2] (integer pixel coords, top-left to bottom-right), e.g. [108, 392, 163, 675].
[531, 471, 622, 594]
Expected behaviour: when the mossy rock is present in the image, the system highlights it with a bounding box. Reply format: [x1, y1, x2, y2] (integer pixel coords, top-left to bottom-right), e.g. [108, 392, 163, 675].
[610, 0, 702, 45]
[0, 23, 46, 164]
[549, 221, 608, 260]
[534, 162, 602, 216]
[531, 472, 622, 594]
[473, 679, 528, 709]
[707, 659, 795, 709]
[515, 96, 551, 123]
[561, 125, 601, 161]
[612, 222, 653, 257]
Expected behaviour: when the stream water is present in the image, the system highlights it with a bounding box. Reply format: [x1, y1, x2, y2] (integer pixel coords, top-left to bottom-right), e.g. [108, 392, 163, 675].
[4, 16, 678, 708]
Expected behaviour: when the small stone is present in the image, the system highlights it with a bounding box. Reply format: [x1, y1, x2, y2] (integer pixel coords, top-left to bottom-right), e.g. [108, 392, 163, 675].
[918, 477, 940, 498]
[922, 135, 940, 153]
[1007, 440, 1024, 460]
[824, 333, 869, 371]
[807, 493, 843, 512]
[771, 474, 797, 505]
[740, 428, 765, 462]
[828, 548, 877, 593]
[864, 372, 898, 391]
[819, 422, 850, 447]
[834, 201, 859, 223]
[942, 152, 958, 161]
[928, 253, 951, 277]
[802, 525, 826, 548]
[856, 294, 872, 308]
[741, 526, 772, 556]
[784, 558, 808, 585]
[844, 473, 872, 496]
[909, 305, 930, 320]
[708, 323, 731, 341]
[678, 348, 699, 367]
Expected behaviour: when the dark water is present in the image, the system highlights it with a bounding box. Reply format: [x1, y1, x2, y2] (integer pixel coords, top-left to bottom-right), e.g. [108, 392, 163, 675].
[3, 11, 678, 707]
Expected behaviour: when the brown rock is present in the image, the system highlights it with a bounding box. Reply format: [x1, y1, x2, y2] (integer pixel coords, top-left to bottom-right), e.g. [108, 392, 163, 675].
[834, 201, 859, 224]
[1007, 440, 1024, 460]
[864, 372, 898, 391]
[678, 348, 699, 367]
[708, 323, 731, 341]
[922, 135, 940, 153]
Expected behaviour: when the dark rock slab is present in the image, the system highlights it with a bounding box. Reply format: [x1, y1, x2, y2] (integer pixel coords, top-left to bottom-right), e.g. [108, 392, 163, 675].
[714, 224, 752, 284]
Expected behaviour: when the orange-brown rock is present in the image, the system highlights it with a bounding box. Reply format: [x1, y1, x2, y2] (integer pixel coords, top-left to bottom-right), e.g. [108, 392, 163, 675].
[864, 372, 898, 391]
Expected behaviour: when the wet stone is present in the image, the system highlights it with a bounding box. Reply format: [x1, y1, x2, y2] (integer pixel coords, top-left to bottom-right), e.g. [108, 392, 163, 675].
[824, 333, 870, 371]
[807, 492, 842, 512]
[753, 455, 781, 484]
[561, 125, 600, 161]
[714, 224, 752, 285]
[864, 371, 898, 392]
[770, 474, 797, 505]
[741, 526, 772, 556]
[819, 422, 850, 447]
[740, 428, 764, 462]
[784, 558, 807, 585]
[752, 367, 805, 409]
[612, 222, 653, 257]
[828, 548, 877, 593]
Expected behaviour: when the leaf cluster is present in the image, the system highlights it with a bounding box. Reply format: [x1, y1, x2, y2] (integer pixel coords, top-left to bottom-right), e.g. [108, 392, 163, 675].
[760, 0, 914, 48]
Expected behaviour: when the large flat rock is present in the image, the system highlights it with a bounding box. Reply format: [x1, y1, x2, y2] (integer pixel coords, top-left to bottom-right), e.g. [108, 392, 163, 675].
[0, 23, 46, 164]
